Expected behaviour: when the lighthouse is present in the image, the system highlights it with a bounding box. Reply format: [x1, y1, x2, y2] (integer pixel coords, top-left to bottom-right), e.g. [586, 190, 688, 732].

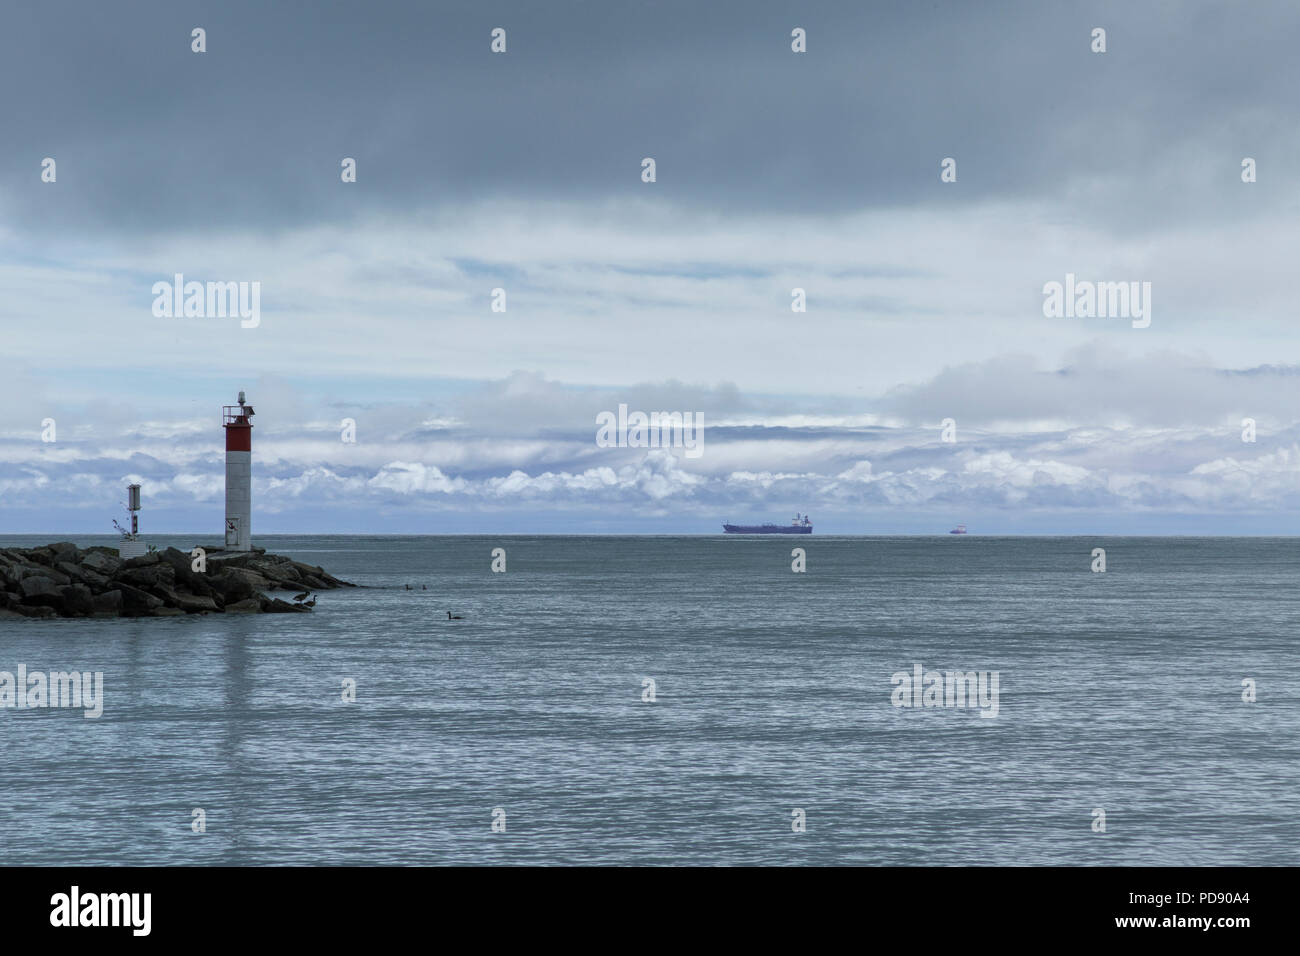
[223, 391, 255, 551]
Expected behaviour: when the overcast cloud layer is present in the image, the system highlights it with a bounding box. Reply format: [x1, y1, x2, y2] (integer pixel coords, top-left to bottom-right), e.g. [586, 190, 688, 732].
[2, 1, 1298, 534]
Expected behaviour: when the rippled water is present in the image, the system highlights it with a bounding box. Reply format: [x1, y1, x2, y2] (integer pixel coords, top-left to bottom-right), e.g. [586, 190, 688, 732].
[1, 534, 1297, 865]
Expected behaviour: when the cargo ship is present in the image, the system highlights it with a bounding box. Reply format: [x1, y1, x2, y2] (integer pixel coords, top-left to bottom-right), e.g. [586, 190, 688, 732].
[723, 514, 812, 534]
[949, 524, 967, 534]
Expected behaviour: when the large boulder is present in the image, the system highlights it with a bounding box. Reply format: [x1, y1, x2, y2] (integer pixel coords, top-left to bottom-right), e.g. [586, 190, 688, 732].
[48, 542, 81, 562]
[156, 548, 218, 598]
[19, 575, 63, 605]
[81, 550, 122, 575]
[117, 583, 163, 615]
[22, 547, 57, 568]
[92, 590, 124, 616]
[222, 598, 263, 613]
[209, 567, 269, 603]
[247, 559, 303, 589]
[117, 564, 175, 589]
[150, 585, 218, 614]
[304, 564, 351, 589]
[0, 555, 20, 589]
[78, 566, 111, 590]
[57, 560, 108, 588]
[205, 549, 353, 590]
[13, 563, 71, 586]
[58, 584, 95, 617]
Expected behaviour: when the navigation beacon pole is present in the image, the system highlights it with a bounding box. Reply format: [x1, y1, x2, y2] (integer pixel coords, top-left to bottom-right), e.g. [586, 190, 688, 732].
[223, 391, 255, 551]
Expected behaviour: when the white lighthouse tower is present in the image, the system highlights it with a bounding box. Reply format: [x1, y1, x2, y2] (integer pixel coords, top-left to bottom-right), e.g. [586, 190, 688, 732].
[223, 391, 255, 551]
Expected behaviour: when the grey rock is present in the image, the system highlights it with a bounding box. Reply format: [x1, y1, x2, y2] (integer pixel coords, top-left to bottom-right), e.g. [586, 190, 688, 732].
[19, 575, 62, 602]
[263, 597, 311, 613]
[16, 563, 71, 586]
[59, 584, 95, 617]
[79, 567, 111, 589]
[23, 548, 57, 567]
[117, 564, 175, 589]
[223, 598, 263, 613]
[117, 583, 163, 614]
[156, 549, 217, 597]
[212, 567, 272, 601]
[56, 561, 90, 583]
[7, 603, 57, 618]
[81, 550, 122, 574]
[49, 541, 81, 561]
[92, 590, 124, 616]
[150, 585, 218, 614]
[0, 544, 352, 617]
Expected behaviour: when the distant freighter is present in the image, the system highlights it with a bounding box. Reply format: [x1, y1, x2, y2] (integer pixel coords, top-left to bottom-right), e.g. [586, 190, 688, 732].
[950, 524, 967, 534]
[723, 514, 813, 534]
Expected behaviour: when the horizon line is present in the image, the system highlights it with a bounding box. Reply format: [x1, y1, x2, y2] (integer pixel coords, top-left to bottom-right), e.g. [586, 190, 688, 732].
[2, 531, 1298, 539]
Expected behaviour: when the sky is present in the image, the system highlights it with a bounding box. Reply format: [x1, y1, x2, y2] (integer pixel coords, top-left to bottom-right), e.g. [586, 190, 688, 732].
[2, 0, 1299, 534]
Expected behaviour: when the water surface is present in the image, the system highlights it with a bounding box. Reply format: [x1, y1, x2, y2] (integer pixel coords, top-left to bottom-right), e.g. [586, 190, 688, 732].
[1, 534, 1295, 865]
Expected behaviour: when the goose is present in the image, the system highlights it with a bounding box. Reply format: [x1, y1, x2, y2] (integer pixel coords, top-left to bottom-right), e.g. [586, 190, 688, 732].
[447, 611, 463, 620]
[292, 590, 311, 602]
[301, 595, 317, 608]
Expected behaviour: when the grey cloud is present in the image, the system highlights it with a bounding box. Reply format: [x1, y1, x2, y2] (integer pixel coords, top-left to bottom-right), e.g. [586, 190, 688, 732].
[3, 1, 1297, 236]
[880, 346, 1300, 429]
[5, 363, 1300, 533]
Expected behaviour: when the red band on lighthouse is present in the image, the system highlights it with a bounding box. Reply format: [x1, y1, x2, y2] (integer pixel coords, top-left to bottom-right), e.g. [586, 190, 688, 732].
[225, 426, 251, 452]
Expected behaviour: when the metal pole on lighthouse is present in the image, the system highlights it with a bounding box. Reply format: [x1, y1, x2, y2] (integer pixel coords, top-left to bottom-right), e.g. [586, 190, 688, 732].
[223, 391, 255, 551]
